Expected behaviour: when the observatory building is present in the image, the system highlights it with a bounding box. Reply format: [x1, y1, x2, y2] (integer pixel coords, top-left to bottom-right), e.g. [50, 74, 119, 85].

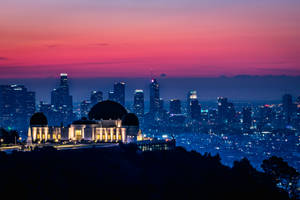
[27, 112, 65, 144]
[27, 101, 142, 144]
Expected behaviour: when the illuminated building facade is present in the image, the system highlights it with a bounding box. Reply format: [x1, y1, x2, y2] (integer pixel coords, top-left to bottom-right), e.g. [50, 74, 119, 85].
[27, 101, 141, 145]
[69, 119, 127, 142]
[27, 112, 65, 144]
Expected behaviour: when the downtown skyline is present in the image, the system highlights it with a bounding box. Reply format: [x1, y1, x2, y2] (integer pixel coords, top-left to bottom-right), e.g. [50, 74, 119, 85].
[0, 75, 299, 103]
[1, 0, 300, 78]
[0, 1, 299, 199]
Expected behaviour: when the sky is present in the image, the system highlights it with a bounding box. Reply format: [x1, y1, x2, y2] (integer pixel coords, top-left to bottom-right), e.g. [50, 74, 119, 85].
[0, 0, 300, 78]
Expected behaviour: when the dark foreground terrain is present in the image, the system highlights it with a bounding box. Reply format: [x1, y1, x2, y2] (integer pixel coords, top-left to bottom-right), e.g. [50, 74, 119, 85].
[0, 145, 289, 200]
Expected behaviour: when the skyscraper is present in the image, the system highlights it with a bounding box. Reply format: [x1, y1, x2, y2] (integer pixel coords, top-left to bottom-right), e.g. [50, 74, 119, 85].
[259, 105, 274, 126]
[80, 100, 91, 118]
[90, 91, 103, 106]
[114, 82, 125, 106]
[170, 99, 182, 114]
[51, 73, 73, 126]
[149, 79, 160, 114]
[108, 91, 115, 101]
[187, 90, 197, 114]
[296, 96, 300, 104]
[38, 101, 52, 121]
[282, 94, 294, 124]
[159, 98, 164, 112]
[242, 107, 252, 130]
[296, 97, 300, 121]
[190, 99, 201, 120]
[217, 97, 236, 124]
[133, 89, 144, 118]
[0, 84, 35, 131]
[227, 102, 236, 123]
[217, 97, 228, 124]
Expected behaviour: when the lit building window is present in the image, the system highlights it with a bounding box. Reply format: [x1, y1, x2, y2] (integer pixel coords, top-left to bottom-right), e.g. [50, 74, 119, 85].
[75, 130, 82, 140]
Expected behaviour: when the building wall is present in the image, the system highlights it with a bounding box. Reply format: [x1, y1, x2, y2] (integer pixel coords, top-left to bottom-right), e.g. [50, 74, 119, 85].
[69, 124, 126, 143]
[28, 120, 140, 144]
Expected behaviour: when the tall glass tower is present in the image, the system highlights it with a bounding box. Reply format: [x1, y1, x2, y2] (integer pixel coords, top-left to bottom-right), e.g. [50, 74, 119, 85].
[114, 82, 125, 106]
[0, 84, 35, 132]
[149, 79, 160, 114]
[51, 73, 73, 126]
[133, 89, 144, 118]
[90, 91, 103, 106]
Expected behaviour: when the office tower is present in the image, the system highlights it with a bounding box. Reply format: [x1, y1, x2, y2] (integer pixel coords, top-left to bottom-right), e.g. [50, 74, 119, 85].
[114, 82, 125, 106]
[39, 101, 52, 115]
[227, 102, 236, 123]
[259, 105, 274, 125]
[149, 79, 160, 114]
[38, 101, 52, 122]
[80, 100, 91, 118]
[90, 91, 103, 106]
[187, 91, 197, 107]
[108, 91, 115, 101]
[297, 97, 300, 119]
[133, 90, 144, 118]
[26, 91, 36, 118]
[170, 99, 182, 114]
[242, 107, 252, 130]
[208, 109, 218, 124]
[282, 94, 294, 124]
[217, 97, 228, 124]
[296, 96, 300, 104]
[297, 96, 300, 112]
[159, 98, 164, 111]
[51, 73, 73, 126]
[217, 97, 236, 124]
[0, 84, 35, 131]
[190, 99, 201, 120]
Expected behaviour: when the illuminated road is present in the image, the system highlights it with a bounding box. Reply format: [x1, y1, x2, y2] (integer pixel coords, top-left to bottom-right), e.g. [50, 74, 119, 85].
[0, 145, 22, 151]
[54, 143, 119, 150]
[0, 143, 119, 153]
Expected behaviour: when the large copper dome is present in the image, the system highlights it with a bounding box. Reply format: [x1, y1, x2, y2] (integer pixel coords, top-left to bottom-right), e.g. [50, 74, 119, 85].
[122, 113, 139, 127]
[30, 112, 48, 126]
[88, 100, 128, 120]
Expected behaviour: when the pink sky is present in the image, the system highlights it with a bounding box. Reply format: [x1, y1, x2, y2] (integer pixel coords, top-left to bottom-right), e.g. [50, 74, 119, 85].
[0, 0, 299, 78]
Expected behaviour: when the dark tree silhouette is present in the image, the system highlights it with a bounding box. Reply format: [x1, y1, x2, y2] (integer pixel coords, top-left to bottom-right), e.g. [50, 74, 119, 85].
[233, 157, 256, 175]
[0, 146, 290, 200]
[0, 128, 19, 144]
[262, 156, 299, 199]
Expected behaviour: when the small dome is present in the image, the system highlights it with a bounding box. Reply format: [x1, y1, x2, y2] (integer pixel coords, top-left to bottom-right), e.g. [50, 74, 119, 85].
[88, 100, 128, 120]
[30, 112, 48, 126]
[122, 113, 139, 127]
